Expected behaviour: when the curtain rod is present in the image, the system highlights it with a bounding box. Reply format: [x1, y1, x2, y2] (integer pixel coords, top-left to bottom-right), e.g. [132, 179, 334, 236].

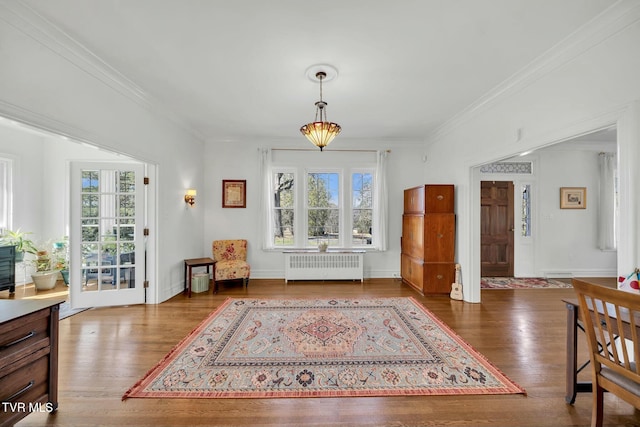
[270, 148, 391, 153]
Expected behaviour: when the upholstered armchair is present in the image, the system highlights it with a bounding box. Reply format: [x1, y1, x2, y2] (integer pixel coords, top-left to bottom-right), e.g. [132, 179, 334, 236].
[212, 239, 250, 293]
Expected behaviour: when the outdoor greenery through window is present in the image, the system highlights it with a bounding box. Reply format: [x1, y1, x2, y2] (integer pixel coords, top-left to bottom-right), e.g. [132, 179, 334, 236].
[307, 172, 340, 247]
[271, 168, 374, 249]
[273, 172, 294, 246]
[81, 170, 136, 259]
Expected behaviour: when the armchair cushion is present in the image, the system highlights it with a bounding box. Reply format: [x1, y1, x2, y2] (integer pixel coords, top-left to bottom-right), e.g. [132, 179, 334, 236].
[212, 240, 250, 289]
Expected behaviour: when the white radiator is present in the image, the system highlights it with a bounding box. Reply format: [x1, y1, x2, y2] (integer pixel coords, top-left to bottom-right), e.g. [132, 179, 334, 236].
[284, 251, 364, 283]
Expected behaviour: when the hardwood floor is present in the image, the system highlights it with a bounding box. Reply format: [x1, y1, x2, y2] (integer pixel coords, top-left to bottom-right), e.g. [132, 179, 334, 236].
[6, 278, 640, 427]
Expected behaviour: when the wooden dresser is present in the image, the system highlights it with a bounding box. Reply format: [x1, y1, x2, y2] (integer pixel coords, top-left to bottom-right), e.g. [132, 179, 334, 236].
[401, 185, 456, 294]
[0, 299, 63, 427]
[0, 245, 16, 293]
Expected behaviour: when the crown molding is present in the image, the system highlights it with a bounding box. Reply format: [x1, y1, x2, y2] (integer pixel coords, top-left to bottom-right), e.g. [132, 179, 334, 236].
[0, 1, 204, 142]
[429, 0, 640, 143]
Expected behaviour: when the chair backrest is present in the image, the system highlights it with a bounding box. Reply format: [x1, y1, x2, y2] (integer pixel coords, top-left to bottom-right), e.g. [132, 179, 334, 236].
[212, 240, 247, 262]
[573, 279, 640, 401]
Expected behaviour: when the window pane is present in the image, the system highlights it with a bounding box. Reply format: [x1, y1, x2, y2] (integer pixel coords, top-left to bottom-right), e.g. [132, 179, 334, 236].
[308, 208, 339, 246]
[273, 172, 294, 246]
[308, 173, 339, 247]
[352, 173, 373, 245]
[521, 184, 531, 237]
[352, 173, 372, 208]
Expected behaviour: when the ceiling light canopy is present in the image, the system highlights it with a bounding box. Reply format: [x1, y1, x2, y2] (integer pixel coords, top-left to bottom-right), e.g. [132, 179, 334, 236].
[300, 67, 341, 151]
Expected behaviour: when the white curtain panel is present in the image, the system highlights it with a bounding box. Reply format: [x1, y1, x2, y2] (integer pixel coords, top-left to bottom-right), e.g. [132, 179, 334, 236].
[598, 152, 616, 250]
[259, 148, 274, 250]
[373, 150, 389, 251]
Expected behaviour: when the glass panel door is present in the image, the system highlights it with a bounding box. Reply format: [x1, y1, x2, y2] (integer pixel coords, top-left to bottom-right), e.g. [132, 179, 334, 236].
[70, 162, 145, 309]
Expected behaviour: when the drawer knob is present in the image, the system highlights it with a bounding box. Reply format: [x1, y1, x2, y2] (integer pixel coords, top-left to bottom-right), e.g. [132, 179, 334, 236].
[437, 233, 443, 238]
[437, 274, 443, 279]
[437, 195, 444, 200]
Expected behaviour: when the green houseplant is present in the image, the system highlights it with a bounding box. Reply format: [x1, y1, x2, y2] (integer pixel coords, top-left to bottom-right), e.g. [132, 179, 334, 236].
[0, 228, 38, 262]
[52, 238, 69, 286]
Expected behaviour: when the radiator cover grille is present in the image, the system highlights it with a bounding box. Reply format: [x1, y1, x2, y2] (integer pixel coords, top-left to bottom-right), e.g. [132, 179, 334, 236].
[284, 252, 364, 282]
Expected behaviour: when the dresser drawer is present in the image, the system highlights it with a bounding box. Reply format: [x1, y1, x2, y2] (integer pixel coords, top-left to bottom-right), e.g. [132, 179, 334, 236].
[423, 262, 455, 294]
[424, 185, 454, 213]
[424, 214, 455, 262]
[0, 351, 50, 426]
[0, 309, 51, 370]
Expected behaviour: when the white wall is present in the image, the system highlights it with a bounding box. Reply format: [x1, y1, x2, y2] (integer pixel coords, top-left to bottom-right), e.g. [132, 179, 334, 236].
[0, 7, 205, 302]
[425, 3, 640, 302]
[203, 139, 424, 279]
[534, 150, 616, 277]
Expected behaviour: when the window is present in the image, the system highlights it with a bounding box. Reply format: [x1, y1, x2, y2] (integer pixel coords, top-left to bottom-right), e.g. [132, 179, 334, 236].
[352, 172, 373, 245]
[0, 158, 12, 232]
[273, 171, 294, 246]
[307, 172, 340, 247]
[265, 149, 386, 250]
[521, 184, 531, 237]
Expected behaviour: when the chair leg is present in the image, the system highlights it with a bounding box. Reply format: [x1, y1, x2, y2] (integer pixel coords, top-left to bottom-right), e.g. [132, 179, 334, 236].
[592, 383, 604, 427]
[212, 279, 218, 294]
[244, 277, 249, 288]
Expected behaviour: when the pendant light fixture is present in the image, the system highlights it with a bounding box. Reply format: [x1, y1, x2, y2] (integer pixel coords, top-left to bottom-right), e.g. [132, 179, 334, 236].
[300, 68, 341, 151]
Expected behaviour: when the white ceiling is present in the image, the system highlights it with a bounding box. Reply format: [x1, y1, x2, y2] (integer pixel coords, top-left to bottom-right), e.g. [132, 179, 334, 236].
[20, 0, 615, 144]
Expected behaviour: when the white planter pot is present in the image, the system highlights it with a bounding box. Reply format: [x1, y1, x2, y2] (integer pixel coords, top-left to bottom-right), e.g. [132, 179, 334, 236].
[31, 270, 59, 291]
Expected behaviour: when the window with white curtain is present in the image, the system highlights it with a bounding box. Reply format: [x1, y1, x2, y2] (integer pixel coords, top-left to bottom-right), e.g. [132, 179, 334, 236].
[0, 158, 12, 232]
[261, 149, 388, 251]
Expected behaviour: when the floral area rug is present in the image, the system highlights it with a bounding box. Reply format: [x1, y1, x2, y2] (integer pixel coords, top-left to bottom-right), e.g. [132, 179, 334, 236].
[123, 297, 525, 399]
[481, 277, 572, 289]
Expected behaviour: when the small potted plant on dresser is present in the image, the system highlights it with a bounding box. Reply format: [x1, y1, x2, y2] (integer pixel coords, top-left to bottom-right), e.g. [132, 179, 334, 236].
[30, 243, 60, 291]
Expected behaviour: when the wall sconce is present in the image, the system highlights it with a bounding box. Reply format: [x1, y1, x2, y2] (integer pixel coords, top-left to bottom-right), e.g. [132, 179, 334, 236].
[184, 189, 196, 207]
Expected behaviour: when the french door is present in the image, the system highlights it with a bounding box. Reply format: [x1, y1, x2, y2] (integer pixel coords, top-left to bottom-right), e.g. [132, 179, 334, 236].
[69, 162, 146, 309]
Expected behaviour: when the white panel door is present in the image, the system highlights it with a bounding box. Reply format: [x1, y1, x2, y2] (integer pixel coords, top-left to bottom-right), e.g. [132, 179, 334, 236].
[70, 162, 145, 309]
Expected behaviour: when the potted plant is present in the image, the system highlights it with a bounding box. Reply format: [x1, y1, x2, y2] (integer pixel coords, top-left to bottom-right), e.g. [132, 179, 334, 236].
[30, 242, 60, 291]
[0, 228, 38, 262]
[52, 238, 69, 286]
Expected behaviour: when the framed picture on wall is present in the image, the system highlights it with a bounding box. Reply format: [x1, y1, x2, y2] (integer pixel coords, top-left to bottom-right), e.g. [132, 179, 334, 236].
[222, 180, 246, 208]
[560, 187, 586, 209]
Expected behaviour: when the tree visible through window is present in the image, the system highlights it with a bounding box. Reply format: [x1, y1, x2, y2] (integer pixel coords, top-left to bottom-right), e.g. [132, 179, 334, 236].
[307, 172, 339, 247]
[273, 172, 294, 246]
[270, 166, 376, 249]
[352, 172, 373, 245]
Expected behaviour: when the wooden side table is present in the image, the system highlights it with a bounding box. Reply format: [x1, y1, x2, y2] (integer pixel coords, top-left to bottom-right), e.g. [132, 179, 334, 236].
[183, 257, 215, 298]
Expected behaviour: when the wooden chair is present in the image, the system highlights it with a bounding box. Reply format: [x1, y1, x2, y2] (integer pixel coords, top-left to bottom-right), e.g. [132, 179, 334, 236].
[211, 239, 250, 293]
[572, 279, 640, 427]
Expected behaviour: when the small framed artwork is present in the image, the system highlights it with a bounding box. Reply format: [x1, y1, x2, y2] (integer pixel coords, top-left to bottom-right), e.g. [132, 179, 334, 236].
[222, 180, 246, 208]
[560, 187, 586, 209]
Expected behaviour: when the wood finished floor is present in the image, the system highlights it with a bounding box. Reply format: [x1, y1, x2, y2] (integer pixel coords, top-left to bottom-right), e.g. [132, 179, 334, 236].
[6, 278, 640, 427]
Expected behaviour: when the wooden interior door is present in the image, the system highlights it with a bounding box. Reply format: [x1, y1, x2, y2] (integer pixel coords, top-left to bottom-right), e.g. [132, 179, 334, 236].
[481, 181, 514, 277]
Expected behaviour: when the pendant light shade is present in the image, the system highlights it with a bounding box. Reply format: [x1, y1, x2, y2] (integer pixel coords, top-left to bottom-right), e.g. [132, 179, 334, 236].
[300, 71, 341, 151]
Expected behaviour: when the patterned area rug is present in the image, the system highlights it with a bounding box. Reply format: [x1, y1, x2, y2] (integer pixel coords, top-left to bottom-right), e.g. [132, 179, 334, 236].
[481, 277, 572, 289]
[123, 297, 525, 399]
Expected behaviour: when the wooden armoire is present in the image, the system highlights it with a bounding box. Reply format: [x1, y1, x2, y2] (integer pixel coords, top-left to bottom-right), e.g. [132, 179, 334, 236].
[401, 184, 455, 294]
